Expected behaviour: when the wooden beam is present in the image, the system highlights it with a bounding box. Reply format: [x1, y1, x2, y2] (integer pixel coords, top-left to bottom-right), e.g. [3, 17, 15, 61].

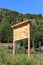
[13, 29, 16, 55]
[28, 23, 30, 58]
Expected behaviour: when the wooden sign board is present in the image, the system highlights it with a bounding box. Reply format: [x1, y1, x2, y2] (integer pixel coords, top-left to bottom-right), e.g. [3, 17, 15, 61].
[13, 25, 28, 41]
[11, 20, 30, 58]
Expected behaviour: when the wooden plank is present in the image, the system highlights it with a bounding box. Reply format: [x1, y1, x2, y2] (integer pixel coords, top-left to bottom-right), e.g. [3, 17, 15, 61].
[13, 25, 28, 41]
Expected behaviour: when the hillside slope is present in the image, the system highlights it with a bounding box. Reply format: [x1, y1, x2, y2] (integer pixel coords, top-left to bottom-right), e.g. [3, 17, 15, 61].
[0, 8, 43, 44]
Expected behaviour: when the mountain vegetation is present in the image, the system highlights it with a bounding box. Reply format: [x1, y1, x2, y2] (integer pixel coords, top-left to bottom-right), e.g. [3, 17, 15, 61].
[0, 8, 43, 49]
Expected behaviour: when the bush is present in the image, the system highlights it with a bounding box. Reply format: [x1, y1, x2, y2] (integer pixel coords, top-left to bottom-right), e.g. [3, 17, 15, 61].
[8, 46, 13, 49]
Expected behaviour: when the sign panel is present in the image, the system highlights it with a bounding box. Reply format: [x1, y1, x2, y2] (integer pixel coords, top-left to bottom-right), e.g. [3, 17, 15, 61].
[13, 25, 28, 41]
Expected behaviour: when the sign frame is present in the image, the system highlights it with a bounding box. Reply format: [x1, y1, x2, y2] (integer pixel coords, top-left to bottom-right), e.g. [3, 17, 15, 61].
[11, 20, 30, 58]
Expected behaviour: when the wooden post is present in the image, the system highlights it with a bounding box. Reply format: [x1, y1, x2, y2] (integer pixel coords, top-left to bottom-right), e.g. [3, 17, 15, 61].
[39, 41, 41, 53]
[13, 41, 16, 55]
[13, 29, 16, 55]
[28, 23, 30, 58]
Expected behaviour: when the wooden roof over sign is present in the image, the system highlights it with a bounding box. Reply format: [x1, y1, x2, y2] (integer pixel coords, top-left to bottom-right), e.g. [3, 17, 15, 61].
[11, 20, 30, 29]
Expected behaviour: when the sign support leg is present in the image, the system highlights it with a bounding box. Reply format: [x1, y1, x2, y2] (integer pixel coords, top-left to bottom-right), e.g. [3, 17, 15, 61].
[28, 38, 30, 58]
[13, 41, 16, 55]
[28, 23, 30, 58]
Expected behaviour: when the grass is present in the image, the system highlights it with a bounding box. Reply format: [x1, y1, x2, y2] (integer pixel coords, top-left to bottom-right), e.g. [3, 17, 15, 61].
[0, 46, 43, 65]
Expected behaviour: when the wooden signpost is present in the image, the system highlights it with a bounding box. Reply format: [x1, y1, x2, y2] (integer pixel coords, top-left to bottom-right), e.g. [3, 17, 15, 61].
[11, 20, 30, 58]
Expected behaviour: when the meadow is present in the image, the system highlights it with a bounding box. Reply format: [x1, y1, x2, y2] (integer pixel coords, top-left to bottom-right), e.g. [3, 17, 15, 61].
[0, 46, 43, 65]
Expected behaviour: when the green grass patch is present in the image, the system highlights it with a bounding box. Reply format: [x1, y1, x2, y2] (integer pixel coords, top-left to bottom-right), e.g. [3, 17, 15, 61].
[0, 46, 43, 65]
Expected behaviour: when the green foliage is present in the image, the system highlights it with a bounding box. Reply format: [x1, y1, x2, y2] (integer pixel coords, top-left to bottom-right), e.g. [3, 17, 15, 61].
[30, 19, 43, 48]
[0, 46, 43, 65]
[0, 17, 13, 42]
[0, 8, 43, 49]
